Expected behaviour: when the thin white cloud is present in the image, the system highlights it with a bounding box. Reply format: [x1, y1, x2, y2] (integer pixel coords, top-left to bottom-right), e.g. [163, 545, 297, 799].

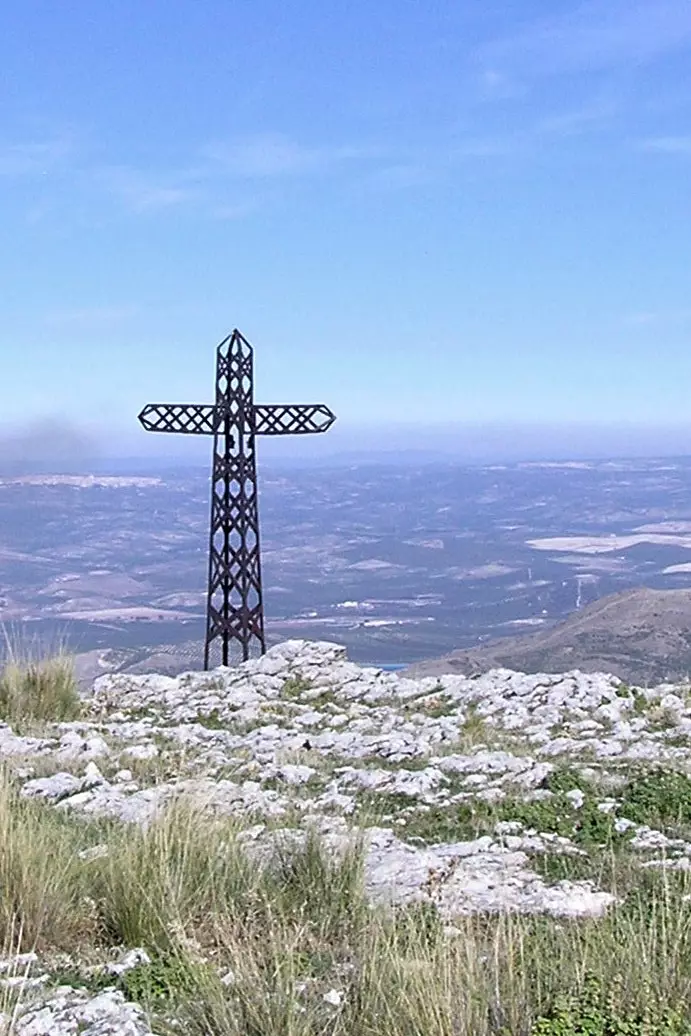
[536, 99, 619, 137]
[624, 308, 691, 327]
[363, 163, 436, 190]
[93, 134, 379, 215]
[0, 137, 73, 176]
[477, 68, 526, 101]
[44, 306, 139, 330]
[96, 167, 197, 212]
[202, 133, 374, 178]
[640, 135, 691, 154]
[478, 0, 691, 79]
[454, 137, 518, 158]
[211, 200, 261, 220]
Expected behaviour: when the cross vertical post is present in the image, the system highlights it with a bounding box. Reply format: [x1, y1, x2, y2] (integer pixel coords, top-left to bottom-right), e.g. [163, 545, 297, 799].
[138, 329, 336, 667]
[206, 333, 263, 667]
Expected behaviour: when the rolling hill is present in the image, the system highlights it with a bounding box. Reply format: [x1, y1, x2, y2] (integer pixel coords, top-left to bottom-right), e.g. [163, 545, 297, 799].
[404, 588, 691, 686]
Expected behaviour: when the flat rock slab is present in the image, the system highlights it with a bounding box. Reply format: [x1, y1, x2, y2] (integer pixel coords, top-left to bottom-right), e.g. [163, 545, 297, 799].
[2, 988, 155, 1036]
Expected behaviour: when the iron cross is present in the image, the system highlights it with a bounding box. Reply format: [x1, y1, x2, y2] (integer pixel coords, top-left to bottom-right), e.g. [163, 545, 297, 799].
[138, 329, 336, 668]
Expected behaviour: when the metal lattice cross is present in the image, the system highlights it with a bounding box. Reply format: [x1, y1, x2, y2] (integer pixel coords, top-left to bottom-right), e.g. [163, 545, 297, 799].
[138, 330, 336, 668]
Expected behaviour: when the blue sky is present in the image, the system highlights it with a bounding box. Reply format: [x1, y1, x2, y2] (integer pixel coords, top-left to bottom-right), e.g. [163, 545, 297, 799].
[1, 0, 690, 461]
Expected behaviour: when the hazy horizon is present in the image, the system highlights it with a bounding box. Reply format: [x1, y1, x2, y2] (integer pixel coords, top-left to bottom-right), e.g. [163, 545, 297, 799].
[3, 416, 691, 472]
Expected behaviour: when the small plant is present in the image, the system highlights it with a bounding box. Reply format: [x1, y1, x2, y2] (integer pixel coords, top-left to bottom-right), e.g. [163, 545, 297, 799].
[420, 694, 457, 719]
[399, 768, 624, 850]
[53, 953, 204, 1006]
[48, 964, 114, 995]
[402, 800, 484, 844]
[531, 974, 691, 1035]
[356, 789, 424, 827]
[619, 769, 691, 832]
[269, 828, 365, 938]
[664, 732, 691, 748]
[459, 702, 489, 741]
[119, 954, 199, 1005]
[305, 688, 338, 710]
[280, 674, 314, 698]
[632, 691, 649, 716]
[529, 851, 597, 884]
[358, 754, 429, 772]
[123, 705, 157, 721]
[648, 706, 681, 732]
[543, 764, 597, 796]
[193, 707, 225, 730]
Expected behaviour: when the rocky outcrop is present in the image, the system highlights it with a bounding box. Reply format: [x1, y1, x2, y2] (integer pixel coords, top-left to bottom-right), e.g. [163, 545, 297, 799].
[4, 638, 691, 1030]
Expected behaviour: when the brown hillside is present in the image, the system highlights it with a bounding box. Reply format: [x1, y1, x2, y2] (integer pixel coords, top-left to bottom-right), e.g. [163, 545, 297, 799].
[405, 588, 691, 686]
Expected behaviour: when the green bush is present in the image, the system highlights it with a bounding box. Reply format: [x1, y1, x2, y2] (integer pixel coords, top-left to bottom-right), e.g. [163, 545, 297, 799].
[119, 954, 199, 1005]
[280, 674, 314, 698]
[531, 975, 691, 1035]
[619, 770, 691, 831]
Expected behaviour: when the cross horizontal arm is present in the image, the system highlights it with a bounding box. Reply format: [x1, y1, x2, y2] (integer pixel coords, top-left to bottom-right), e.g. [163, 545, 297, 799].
[138, 404, 216, 435]
[138, 402, 336, 436]
[254, 404, 336, 436]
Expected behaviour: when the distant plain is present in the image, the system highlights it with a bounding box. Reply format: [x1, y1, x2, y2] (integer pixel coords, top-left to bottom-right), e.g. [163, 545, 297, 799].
[2, 456, 691, 669]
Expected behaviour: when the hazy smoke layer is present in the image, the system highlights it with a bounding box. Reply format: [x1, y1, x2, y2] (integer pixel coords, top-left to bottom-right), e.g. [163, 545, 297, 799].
[259, 422, 691, 464]
[0, 419, 101, 475]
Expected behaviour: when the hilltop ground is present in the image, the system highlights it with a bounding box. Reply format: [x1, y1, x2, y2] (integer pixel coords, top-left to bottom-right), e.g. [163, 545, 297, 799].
[3, 640, 691, 1033]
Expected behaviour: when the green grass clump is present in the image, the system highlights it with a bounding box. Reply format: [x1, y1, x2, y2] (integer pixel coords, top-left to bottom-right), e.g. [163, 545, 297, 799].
[118, 953, 200, 1005]
[403, 764, 691, 854]
[0, 655, 82, 726]
[531, 974, 691, 1035]
[619, 769, 691, 832]
[400, 771, 621, 851]
[280, 674, 314, 698]
[193, 707, 225, 730]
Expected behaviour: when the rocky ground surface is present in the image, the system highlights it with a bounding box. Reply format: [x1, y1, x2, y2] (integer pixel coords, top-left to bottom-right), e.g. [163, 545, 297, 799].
[4, 639, 691, 1032]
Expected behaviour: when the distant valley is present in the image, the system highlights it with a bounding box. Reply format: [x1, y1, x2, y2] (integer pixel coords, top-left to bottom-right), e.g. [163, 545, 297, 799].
[3, 457, 691, 677]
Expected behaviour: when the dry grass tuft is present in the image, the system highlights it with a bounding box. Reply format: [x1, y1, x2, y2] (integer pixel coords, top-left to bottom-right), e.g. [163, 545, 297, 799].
[0, 771, 98, 952]
[0, 631, 82, 727]
[0, 657, 81, 727]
